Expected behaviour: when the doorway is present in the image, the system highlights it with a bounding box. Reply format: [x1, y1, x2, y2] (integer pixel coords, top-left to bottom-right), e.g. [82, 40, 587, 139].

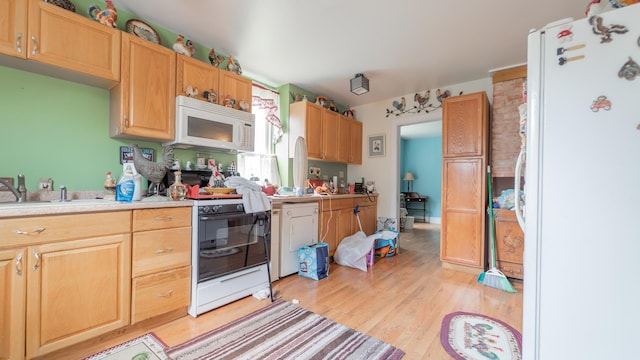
[398, 120, 443, 225]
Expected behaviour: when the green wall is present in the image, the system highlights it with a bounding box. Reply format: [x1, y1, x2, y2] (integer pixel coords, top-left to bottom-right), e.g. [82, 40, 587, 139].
[0, 1, 351, 191]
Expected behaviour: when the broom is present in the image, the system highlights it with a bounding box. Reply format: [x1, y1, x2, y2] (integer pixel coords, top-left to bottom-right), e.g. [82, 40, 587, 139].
[477, 166, 517, 293]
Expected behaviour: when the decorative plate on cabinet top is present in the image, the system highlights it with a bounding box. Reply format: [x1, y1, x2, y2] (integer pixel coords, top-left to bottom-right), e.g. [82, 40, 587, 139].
[44, 0, 76, 12]
[126, 19, 161, 45]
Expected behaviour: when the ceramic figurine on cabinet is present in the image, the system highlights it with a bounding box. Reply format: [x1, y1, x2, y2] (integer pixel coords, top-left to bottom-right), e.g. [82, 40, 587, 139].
[209, 48, 223, 67]
[203, 89, 217, 103]
[185, 85, 199, 98]
[185, 40, 196, 56]
[173, 35, 192, 57]
[226, 55, 242, 75]
[223, 95, 236, 108]
[328, 100, 338, 112]
[343, 109, 355, 118]
[88, 0, 117, 28]
[239, 99, 250, 112]
[315, 96, 328, 107]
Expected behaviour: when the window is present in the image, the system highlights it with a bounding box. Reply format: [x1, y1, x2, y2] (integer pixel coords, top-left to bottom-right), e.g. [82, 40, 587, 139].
[237, 84, 282, 186]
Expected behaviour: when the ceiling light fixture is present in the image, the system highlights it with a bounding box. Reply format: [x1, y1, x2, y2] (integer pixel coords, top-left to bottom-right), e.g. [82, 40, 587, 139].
[350, 73, 369, 95]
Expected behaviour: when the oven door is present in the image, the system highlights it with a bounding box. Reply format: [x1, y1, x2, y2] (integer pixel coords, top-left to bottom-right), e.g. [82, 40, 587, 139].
[197, 211, 270, 282]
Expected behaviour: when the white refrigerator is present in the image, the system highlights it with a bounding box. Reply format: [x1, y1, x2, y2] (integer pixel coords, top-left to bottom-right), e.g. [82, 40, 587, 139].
[523, 4, 640, 359]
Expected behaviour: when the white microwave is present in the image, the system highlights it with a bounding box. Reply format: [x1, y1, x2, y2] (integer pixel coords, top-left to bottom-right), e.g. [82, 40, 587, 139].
[165, 95, 255, 153]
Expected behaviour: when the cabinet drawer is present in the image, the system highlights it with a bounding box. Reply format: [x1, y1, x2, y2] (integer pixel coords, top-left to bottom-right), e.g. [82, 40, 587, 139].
[0, 211, 131, 248]
[133, 207, 191, 231]
[319, 198, 352, 212]
[131, 266, 190, 324]
[496, 260, 524, 280]
[132, 227, 191, 277]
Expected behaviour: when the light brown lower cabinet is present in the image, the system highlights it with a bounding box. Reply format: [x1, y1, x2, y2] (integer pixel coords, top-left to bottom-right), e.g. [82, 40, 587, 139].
[0, 206, 192, 359]
[0, 247, 26, 360]
[319, 195, 378, 257]
[131, 207, 192, 324]
[440, 158, 486, 269]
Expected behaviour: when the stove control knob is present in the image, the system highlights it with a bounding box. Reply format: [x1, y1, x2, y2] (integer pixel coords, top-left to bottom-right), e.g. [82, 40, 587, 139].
[200, 206, 211, 214]
[211, 205, 222, 213]
[236, 204, 244, 212]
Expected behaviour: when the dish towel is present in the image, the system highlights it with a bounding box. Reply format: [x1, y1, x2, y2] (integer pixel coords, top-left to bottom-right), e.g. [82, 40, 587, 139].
[225, 176, 271, 213]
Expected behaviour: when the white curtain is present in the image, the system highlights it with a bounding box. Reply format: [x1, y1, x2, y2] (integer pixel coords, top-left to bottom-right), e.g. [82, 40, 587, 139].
[237, 84, 282, 186]
[237, 153, 282, 187]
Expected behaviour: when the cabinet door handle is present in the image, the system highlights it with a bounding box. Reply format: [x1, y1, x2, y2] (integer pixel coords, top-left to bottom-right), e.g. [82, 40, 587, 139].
[156, 289, 174, 298]
[14, 227, 46, 235]
[156, 247, 174, 254]
[16, 33, 22, 54]
[32, 250, 40, 271]
[123, 115, 129, 130]
[155, 216, 174, 221]
[15, 253, 23, 276]
[30, 35, 37, 56]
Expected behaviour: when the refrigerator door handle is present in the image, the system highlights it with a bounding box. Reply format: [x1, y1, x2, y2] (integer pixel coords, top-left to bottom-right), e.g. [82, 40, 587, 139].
[514, 148, 526, 231]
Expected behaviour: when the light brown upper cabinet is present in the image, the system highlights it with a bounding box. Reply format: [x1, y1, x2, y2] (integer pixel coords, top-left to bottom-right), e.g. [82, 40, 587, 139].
[442, 92, 489, 158]
[176, 54, 220, 101]
[289, 101, 324, 159]
[349, 118, 363, 164]
[289, 101, 363, 164]
[110, 33, 176, 141]
[1, 0, 120, 87]
[218, 70, 252, 113]
[440, 92, 489, 270]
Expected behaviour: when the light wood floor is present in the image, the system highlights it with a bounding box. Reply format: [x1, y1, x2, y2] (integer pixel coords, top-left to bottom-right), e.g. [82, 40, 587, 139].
[52, 222, 523, 359]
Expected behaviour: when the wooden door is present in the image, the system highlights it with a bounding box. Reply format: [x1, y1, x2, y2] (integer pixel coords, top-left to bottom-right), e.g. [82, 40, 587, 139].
[0, 248, 26, 360]
[319, 210, 338, 256]
[350, 119, 363, 164]
[111, 33, 175, 140]
[25, 235, 131, 358]
[0, 0, 27, 58]
[27, 0, 120, 81]
[442, 92, 488, 158]
[176, 54, 219, 101]
[289, 102, 324, 159]
[322, 110, 340, 161]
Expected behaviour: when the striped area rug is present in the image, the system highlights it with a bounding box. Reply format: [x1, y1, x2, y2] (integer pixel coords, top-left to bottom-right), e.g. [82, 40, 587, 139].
[165, 300, 405, 360]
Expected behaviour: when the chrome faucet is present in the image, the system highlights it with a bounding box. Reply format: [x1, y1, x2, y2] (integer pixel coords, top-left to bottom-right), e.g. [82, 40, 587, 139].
[0, 174, 27, 202]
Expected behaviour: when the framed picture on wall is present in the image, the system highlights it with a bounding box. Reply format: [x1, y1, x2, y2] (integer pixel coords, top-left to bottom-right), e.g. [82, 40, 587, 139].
[368, 134, 385, 157]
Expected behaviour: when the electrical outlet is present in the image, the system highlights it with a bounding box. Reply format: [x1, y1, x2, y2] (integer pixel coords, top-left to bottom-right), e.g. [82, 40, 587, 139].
[309, 167, 321, 178]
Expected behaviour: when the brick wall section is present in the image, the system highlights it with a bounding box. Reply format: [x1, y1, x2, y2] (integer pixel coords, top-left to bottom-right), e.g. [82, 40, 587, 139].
[491, 78, 525, 178]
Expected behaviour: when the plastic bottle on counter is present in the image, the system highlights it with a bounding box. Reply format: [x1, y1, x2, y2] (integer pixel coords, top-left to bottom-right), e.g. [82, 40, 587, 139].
[116, 164, 135, 202]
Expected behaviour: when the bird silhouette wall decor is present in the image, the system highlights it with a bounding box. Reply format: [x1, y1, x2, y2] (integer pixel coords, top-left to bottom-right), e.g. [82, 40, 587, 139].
[385, 89, 462, 117]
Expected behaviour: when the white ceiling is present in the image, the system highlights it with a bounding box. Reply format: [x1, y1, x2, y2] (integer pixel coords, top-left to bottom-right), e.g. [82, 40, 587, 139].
[112, 0, 588, 108]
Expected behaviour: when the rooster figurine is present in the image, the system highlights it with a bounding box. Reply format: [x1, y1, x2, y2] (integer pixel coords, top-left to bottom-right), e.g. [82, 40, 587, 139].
[436, 89, 451, 103]
[414, 90, 430, 109]
[173, 35, 192, 57]
[88, 0, 117, 28]
[208, 48, 224, 67]
[130, 144, 174, 199]
[392, 97, 406, 112]
[185, 40, 196, 56]
[185, 85, 199, 98]
[226, 55, 242, 75]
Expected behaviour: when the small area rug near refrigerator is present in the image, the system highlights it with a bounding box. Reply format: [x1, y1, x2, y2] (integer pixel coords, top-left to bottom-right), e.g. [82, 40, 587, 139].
[440, 311, 522, 360]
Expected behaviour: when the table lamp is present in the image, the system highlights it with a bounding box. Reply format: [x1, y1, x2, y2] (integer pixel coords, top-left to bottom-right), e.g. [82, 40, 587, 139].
[403, 172, 415, 192]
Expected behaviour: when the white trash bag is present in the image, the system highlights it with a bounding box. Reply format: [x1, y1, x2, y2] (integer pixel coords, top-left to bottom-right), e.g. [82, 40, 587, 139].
[334, 231, 377, 272]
